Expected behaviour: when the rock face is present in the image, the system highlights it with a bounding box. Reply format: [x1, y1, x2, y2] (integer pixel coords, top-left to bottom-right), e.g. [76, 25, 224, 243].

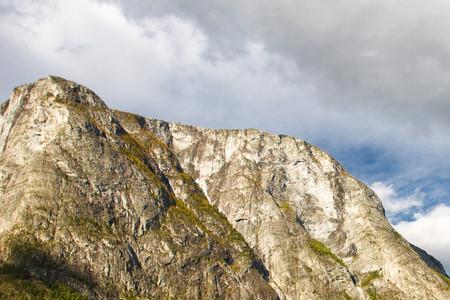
[0, 77, 277, 299]
[117, 117, 450, 300]
[0, 76, 449, 299]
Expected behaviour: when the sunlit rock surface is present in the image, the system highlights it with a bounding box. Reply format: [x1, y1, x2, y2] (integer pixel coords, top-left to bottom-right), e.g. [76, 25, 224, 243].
[0, 76, 448, 299]
[119, 114, 450, 300]
[0, 77, 277, 299]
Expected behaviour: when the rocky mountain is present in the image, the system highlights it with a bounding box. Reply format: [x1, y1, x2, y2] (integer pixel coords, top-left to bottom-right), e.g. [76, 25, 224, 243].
[0, 76, 448, 299]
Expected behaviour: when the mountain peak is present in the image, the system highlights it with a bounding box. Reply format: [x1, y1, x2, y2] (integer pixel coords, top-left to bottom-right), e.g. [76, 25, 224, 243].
[0, 77, 449, 299]
[37, 75, 107, 108]
[8, 75, 107, 109]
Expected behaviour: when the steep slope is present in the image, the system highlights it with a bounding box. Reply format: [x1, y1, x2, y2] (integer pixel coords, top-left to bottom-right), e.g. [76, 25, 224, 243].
[1, 76, 448, 300]
[0, 77, 277, 299]
[114, 114, 450, 300]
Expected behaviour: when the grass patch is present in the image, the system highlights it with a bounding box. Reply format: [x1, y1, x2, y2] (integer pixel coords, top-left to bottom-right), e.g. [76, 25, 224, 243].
[1, 232, 95, 299]
[361, 270, 381, 287]
[119, 132, 165, 192]
[116, 113, 261, 274]
[436, 271, 450, 287]
[187, 192, 253, 260]
[0, 262, 87, 300]
[67, 215, 113, 238]
[119, 292, 141, 300]
[178, 172, 193, 183]
[367, 286, 377, 300]
[340, 291, 352, 300]
[309, 239, 346, 267]
[279, 202, 293, 212]
[49, 283, 88, 300]
[171, 198, 207, 231]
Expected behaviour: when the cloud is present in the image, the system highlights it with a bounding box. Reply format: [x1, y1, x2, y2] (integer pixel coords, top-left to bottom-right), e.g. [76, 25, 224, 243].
[371, 178, 450, 274]
[0, 0, 448, 203]
[395, 204, 450, 274]
[113, 0, 450, 132]
[106, 0, 450, 198]
[0, 0, 326, 131]
[370, 181, 423, 221]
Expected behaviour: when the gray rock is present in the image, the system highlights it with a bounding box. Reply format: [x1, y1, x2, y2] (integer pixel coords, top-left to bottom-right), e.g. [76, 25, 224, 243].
[0, 76, 449, 299]
[123, 114, 450, 300]
[0, 76, 277, 299]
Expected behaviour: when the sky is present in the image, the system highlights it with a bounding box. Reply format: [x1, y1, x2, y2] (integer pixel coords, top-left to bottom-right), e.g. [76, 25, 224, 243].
[0, 0, 449, 273]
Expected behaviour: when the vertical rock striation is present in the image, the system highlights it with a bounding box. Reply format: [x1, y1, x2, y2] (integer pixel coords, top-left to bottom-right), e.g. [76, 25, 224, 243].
[0, 76, 448, 299]
[117, 115, 450, 300]
[0, 77, 277, 299]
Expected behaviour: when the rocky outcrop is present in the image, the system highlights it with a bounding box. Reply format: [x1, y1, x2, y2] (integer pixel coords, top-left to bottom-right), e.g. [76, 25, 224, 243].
[410, 244, 448, 277]
[0, 77, 277, 299]
[0, 76, 449, 299]
[117, 114, 450, 300]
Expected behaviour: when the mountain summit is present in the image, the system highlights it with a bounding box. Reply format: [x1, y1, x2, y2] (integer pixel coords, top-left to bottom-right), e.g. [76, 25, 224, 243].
[0, 76, 449, 299]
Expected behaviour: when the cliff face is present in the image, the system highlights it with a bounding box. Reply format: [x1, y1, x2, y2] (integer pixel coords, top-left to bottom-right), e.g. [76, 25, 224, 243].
[0, 77, 448, 299]
[117, 118, 450, 300]
[0, 77, 277, 299]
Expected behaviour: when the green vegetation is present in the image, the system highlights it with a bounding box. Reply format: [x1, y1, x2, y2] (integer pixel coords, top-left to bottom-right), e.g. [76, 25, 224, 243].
[6, 235, 57, 273]
[360, 271, 381, 300]
[171, 198, 207, 231]
[0, 263, 87, 300]
[278, 201, 297, 219]
[361, 270, 381, 287]
[165, 191, 255, 272]
[309, 239, 346, 267]
[117, 114, 258, 273]
[119, 292, 141, 300]
[187, 192, 253, 260]
[367, 286, 377, 300]
[49, 283, 88, 300]
[0, 232, 93, 299]
[279, 201, 292, 212]
[117, 113, 170, 152]
[188, 192, 225, 224]
[340, 291, 352, 300]
[178, 171, 193, 183]
[67, 215, 113, 238]
[435, 271, 450, 287]
[119, 132, 165, 192]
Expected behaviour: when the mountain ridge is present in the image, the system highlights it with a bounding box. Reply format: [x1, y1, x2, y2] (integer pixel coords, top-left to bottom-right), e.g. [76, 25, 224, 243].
[0, 76, 448, 299]
[114, 110, 450, 279]
[115, 109, 450, 299]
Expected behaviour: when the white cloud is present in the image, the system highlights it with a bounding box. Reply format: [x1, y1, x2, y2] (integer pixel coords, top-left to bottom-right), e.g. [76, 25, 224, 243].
[370, 181, 423, 220]
[371, 181, 450, 274]
[0, 0, 321, 130]
[395, 204, 450, 274]
[106, 0, 450, 201]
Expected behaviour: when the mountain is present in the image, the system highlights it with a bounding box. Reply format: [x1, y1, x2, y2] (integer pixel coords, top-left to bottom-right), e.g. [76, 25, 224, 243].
[0, 76, 448, 299]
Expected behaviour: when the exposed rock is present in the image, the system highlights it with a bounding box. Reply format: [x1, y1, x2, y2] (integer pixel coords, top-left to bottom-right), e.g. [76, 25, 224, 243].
[410, 244, 448, 277]
[119, 113, 450, 300]
[0, 76, 449, 299]
[0, 76, 277, 299]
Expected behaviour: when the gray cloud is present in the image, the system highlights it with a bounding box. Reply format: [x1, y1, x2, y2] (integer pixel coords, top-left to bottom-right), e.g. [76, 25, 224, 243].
[109, 0, 450, 193]
[114, 0, 450, 131]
